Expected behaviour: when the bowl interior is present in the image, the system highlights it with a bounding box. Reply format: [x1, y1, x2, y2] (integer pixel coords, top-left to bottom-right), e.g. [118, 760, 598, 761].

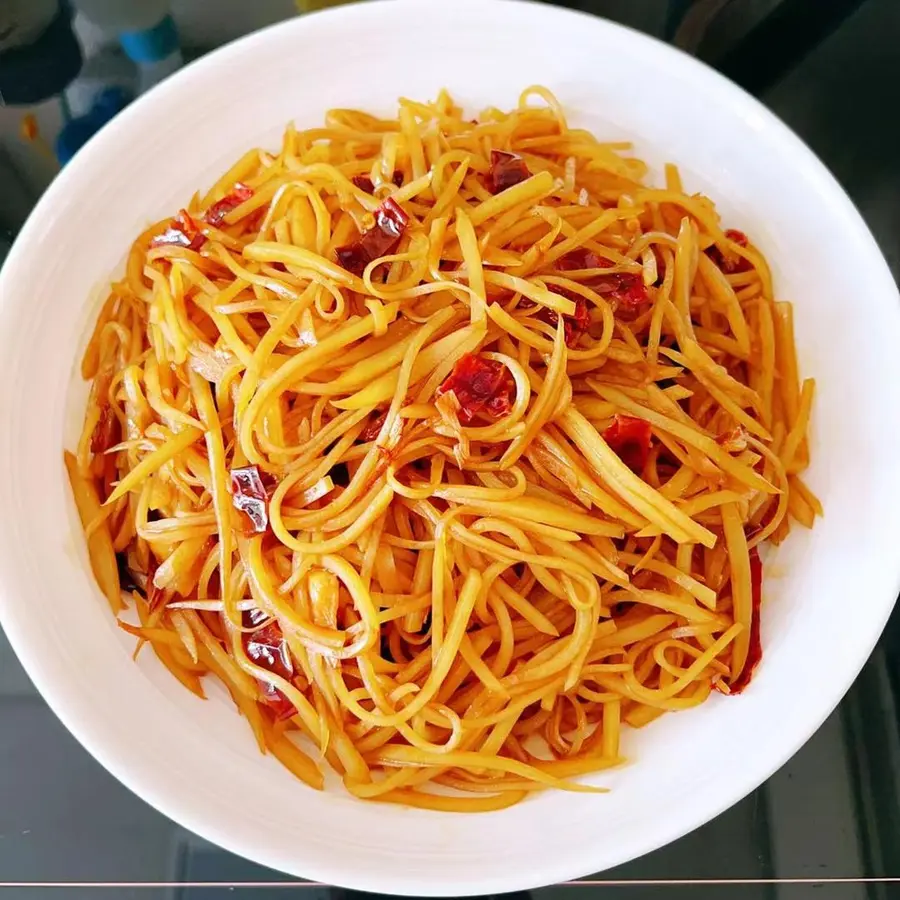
[1, 1, 899, 895]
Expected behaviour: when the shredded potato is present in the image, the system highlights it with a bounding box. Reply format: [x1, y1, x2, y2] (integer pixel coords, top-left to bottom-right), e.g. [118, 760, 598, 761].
[69, 88, 817, 810]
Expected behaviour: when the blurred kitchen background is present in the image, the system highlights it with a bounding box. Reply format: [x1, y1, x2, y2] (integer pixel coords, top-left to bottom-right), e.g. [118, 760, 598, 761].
[2, 0, 900, 279]
[2, 1, 900, 897]
[2, 0, 899, 280]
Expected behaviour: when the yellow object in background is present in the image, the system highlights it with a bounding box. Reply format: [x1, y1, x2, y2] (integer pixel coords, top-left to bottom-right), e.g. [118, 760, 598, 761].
[19, 114, 39, 143]
[295, 0, 354, 10]
[19, 113, 60, 171]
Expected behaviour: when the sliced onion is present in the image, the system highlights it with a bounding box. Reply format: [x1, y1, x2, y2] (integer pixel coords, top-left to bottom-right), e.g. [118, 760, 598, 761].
[167, 599, 257, 611]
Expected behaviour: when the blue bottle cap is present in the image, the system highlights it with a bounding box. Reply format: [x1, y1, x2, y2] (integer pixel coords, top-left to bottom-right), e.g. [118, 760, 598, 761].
[119, 15, 179, 64]
[55, 86, 132, 165]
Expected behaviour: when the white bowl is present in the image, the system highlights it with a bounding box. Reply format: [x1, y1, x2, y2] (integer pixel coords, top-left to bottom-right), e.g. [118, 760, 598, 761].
[2, 0, 899, 893]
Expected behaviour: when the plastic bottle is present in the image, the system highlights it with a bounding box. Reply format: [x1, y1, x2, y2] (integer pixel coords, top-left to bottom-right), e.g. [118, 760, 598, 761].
[69, 0, 183, 94]
[69, 0, 171, 33]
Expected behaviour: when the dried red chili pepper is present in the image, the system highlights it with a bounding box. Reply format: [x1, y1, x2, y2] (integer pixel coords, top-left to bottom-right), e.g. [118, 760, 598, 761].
[603, 415, 653, 473]
[557, 249, 648, 309]
[335, 197, 410, 276]
[259, 683, 295, 719]
[558, 248, 610, 271]
[352, 171, 404, 193]
[488, 149, 531, 194]
[361, 411, 387, 442]
[706, 228, 751, 274]
[150, 209, 206, 251]
[374, 197, 407, 238]
[532, 294, 591, 348]
[204, 182, 254, 226]
[230, 465, 269, 533]
[243, 614, 295, 719]
[727, 548, 763, 695]
[592, 272, 648, 309]
[152, 209, 205, 250]
[437, 354, 515, 424]
[716, 426, 749, 453]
